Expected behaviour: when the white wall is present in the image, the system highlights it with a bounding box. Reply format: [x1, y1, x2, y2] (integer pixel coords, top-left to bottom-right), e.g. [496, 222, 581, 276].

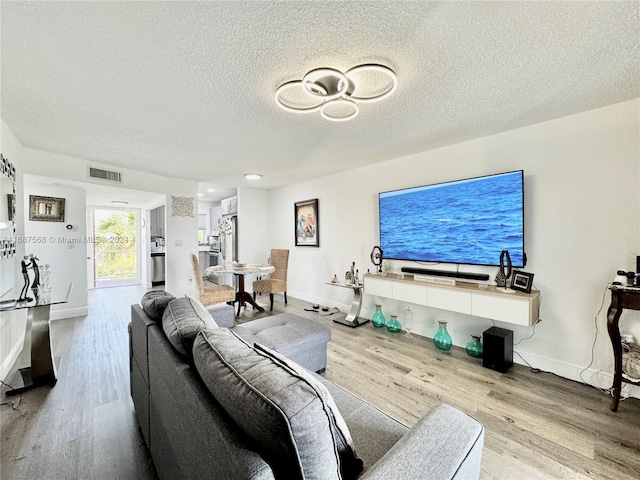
[20, 146, 198, 297]
[269, 99, 640, 396]
[237, 187, 270, 292]
[23, 178, 89, 319]
[0, 119, 27, 381]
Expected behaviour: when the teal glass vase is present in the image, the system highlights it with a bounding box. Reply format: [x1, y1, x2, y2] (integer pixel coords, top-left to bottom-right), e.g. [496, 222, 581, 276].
[465, 334, 483, 358]
[371, 304, 386, 328]
[386, 314, 402, 333]
[433, 321, 452, 351]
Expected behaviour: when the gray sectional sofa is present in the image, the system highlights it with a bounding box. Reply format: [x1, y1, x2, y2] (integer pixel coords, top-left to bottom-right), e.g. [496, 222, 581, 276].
[129, 292, 485, 479]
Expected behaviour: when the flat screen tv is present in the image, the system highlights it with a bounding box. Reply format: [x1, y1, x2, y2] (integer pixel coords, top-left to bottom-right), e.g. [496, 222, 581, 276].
[378, 170, 525, 267]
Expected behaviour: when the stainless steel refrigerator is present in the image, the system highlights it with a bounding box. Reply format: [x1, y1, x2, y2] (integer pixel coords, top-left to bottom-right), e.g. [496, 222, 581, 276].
[218, 215, 238, 287]
[220, 215, 238, 263]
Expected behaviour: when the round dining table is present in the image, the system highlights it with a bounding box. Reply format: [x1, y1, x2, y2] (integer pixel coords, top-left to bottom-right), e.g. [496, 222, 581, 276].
[204, 264, 275, 317]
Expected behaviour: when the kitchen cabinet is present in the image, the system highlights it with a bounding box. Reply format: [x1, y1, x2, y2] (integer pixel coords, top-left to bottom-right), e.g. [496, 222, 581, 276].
[221, 196, 237, 215]
[198, 250, 209, 274]
[150, 206, 165, 237]
[210, 206, 222, 234]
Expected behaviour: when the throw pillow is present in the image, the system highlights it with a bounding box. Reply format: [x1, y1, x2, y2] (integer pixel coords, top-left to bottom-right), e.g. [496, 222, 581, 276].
[140, 290, 175, 320]
[192, 328, 341, 480]
[254, 342, 364, 479]
[162, 296, 216, 358]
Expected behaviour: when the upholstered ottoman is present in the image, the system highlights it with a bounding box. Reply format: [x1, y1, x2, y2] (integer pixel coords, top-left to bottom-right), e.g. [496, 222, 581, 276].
[231, 313, 331, 373]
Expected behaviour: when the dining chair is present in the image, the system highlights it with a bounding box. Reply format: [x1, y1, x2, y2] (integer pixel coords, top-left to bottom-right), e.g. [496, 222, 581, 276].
[252, 249, 289, 311]
[190, 254, 236, 306]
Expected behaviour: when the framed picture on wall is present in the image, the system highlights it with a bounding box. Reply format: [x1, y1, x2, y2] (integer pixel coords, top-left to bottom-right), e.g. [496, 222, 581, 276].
[29, 195, 65, 222]
[295, 198, 319, 247]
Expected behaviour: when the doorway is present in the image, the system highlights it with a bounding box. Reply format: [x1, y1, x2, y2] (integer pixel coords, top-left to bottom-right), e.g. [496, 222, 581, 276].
[91, 208, 140, 288]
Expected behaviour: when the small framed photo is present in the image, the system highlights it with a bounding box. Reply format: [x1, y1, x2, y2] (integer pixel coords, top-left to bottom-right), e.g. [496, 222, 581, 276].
[295, 198, 319, 247]
[511, 270, 534, 293]
[29, 195, 65, 222]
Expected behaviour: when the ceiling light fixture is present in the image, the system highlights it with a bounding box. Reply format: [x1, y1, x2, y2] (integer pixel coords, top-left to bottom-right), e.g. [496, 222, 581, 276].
[111, 200, 128, 206]
[245, 173, 262, 180]
[275, 64, 397, 122]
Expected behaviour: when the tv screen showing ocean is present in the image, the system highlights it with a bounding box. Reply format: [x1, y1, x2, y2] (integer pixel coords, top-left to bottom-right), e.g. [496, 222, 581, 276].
[379, 171, 524, 266]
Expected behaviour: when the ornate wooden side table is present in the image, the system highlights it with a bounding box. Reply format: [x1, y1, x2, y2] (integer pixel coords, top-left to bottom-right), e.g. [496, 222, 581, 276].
[606, 285, 640, 411]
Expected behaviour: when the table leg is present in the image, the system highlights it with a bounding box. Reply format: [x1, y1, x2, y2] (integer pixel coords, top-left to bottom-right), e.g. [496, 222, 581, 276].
[235, 274, 265, 317]
[333, 288, 369, 328]
[607, 300, 623, 412]
[7, 304, 57, 395]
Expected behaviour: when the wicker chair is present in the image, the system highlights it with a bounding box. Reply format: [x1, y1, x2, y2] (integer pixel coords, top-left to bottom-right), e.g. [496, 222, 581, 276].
[252, 249, 289, 311]
[190, 254, 236, 306]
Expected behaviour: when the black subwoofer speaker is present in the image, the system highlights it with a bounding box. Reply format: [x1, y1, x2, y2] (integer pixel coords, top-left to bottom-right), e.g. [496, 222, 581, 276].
[483, 327, 513, 373]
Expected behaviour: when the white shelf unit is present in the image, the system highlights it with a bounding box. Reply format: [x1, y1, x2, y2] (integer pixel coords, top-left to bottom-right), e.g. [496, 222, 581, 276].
[363, 273, 540, 327]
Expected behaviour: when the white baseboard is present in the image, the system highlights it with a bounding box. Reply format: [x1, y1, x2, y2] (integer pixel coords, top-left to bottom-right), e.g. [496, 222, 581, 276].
[50, 306, 89, 321]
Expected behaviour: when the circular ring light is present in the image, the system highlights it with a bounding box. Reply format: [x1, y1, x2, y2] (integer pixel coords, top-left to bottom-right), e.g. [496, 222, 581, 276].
[302, 68, 349, 101]
[344, 64, 397, 104]
[275, 80, 327, 113]
[320, 98, 359, 122]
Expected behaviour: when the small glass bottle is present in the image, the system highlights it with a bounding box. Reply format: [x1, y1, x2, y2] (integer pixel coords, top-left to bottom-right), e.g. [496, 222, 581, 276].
[465, 334, 483, 358]
[386, 314, 402, 333]
[433, 321, 452, 351]
[371, 304, 386, 328]
[404, 306, 414, 338]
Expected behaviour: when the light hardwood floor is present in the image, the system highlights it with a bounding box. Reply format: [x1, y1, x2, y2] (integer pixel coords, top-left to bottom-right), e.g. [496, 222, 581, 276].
[2, 285, 639, 479]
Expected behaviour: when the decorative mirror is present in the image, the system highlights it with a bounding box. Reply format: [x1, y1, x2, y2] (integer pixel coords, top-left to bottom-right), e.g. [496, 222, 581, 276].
[0, 154, 16, 259]
[1, 154, 17, 297]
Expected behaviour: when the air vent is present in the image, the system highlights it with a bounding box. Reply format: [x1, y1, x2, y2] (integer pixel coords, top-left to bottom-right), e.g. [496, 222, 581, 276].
[88, 166, 122, 183]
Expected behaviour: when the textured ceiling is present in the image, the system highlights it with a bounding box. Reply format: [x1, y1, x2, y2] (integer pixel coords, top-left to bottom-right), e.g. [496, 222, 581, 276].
[1, 1, 638, 192]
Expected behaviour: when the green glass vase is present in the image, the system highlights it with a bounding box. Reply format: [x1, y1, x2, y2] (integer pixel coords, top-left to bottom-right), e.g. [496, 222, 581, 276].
[386, 314, 402, 333]
[433, 321, 452, 351]
[465, 334, 483, 358]
[371, 304, 386, 328]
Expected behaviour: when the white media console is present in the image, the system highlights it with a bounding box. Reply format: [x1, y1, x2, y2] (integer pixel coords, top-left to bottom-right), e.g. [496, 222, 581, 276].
[363, 273, 540, 327]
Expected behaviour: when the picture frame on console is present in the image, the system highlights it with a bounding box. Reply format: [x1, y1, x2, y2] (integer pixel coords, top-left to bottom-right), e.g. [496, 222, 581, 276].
[511, 270, 534, 293]
[295, 198, 319, 247]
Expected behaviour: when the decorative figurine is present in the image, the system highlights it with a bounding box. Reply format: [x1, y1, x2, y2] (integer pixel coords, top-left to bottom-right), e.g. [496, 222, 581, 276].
[331, 274, 339, 284]
[19, 255, 33, 302]
[30, 254, 41, 301]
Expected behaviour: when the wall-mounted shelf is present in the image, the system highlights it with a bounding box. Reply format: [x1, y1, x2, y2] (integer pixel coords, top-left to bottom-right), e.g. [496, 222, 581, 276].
[363, 273, 540, 327]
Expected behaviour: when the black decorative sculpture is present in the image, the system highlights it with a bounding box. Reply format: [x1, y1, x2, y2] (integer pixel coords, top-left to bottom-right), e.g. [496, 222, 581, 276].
[19, 255, 33, 302]
[370, 246, 383, 274]
[495, 250, 512, 289]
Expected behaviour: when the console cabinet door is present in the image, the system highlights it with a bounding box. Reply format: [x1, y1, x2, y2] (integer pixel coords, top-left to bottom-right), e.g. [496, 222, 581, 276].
[428, 287, 472, 315]
[363, 276, 393, 298]
[472, 293, 530, 326]
[394, 281, 428, 304]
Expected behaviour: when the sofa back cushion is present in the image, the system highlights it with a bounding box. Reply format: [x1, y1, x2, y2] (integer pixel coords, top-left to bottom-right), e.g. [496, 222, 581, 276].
[254, 343, 363, 479]
[192, 328, 341, 480]
[162, 297, 217, 358]
[140, 290, 175, 321]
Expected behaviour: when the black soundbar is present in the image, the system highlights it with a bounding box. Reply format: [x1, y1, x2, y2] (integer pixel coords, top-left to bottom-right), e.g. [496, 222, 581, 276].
[401, 267, 490, 281]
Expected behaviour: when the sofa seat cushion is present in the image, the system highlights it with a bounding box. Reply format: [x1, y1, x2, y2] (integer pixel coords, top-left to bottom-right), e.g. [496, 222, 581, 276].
[232, 313, 330, 358]
[192, 328, 341, 480]
[254, 342, 364, 479]
[162, 297, 217, 358]
[140, 290, 175, 321]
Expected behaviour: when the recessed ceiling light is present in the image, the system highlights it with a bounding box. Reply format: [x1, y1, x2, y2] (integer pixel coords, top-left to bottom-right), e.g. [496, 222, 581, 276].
[207, 188, 216, 193]
[245, 174, 262, 180]
[197, 193, 204, 197]
[111, 200, 128, 205]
